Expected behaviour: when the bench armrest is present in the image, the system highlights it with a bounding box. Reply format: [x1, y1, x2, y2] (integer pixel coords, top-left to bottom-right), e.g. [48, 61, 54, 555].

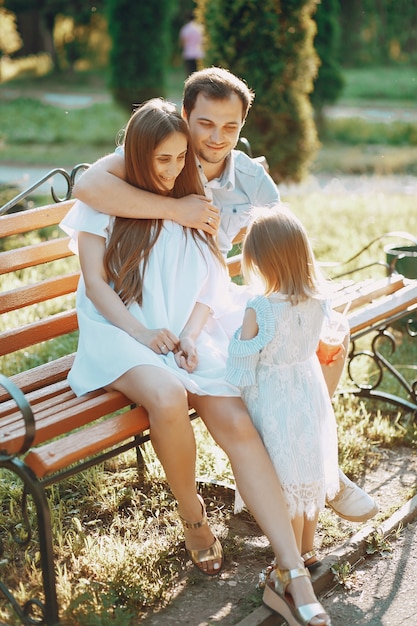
[0, 373, 35, 456]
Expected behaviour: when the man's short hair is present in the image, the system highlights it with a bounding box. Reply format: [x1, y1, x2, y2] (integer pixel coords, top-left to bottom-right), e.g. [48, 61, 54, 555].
[183, 67, 255, 122]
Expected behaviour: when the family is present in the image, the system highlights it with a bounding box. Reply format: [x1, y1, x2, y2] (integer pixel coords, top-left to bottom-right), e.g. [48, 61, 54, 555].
[63, 67, 378, 626]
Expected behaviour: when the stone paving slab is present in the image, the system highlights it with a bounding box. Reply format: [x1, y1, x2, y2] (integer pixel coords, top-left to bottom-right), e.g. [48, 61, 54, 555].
[236, 493, 417, 626]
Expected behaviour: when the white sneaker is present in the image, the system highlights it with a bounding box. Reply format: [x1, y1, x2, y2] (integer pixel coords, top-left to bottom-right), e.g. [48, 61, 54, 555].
[326, 469, 379, 522]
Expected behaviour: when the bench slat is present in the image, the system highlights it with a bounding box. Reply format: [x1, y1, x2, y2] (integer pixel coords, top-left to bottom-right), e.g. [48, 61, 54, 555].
[0, 388, 133, 454]
[226, 254, 242, 278]
[348, 281, 417, 334]
[0, 238, 72, 274]
[332, 274, 405, 313]
[0, 310, 78, 356]
[0, 201, 74, 237]
[24, 405, 150, 477]
[0, 354, 74, 403]
[0, 273, 79, 314]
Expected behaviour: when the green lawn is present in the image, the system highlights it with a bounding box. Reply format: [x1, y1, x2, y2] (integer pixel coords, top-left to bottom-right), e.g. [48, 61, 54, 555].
[1, 63, 417, 626]
[1, 65, 417, 173]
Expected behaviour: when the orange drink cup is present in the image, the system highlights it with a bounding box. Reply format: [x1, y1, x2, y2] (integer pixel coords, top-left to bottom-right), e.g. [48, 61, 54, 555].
[319, 311, 349, 366]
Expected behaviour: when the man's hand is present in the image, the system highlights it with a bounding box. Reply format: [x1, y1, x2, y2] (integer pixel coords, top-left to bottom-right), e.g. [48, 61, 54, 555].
[173, 195, 220, 234]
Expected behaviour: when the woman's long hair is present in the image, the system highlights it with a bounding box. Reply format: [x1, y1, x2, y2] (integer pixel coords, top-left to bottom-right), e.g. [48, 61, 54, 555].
[104, 98, 224, 306]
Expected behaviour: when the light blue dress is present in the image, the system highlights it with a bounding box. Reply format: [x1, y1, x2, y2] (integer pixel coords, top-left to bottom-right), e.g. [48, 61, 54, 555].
[60, 202, 240, 399]
[226, 294, 339, 519]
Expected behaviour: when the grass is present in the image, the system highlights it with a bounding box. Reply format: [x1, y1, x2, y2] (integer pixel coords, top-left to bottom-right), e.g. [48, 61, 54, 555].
[1, 62, 417, 624]
[340, 66, 417, 106]
[1, 188, 417, 625]
[1, 64, 417, 173]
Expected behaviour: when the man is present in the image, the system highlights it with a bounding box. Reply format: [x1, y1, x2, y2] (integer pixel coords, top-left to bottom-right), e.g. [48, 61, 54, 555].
[74, 66, 378, 525]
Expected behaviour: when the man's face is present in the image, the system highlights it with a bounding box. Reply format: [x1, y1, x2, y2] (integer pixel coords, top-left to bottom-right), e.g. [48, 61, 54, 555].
[185, 93, 244, 171]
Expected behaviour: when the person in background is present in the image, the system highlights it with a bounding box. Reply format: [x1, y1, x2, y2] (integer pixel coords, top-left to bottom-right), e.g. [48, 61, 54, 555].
[226, 206, 342, 594]
[179, 12, 204, 76]
[73, 66, 378, 530]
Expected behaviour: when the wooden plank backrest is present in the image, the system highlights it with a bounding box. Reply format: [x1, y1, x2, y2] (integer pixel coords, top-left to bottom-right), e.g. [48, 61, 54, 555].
[0, 310, 78, 356]
[348, 281, 417, 334]
[332, 274, 406, 314]
[0, 202, 79, 361]
[0, 200, 75, 237]
[0, 273, 79, 313]
[0, 202, 245, 367]
[0, 237, 73, 274]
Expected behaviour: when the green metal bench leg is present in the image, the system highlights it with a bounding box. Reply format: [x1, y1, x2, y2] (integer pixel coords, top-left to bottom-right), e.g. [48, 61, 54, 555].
[0, 457, 60, 626]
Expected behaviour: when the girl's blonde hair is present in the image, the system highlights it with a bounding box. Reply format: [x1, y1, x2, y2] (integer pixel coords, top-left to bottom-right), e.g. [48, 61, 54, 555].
[242, 205, 323, 304]
[104, 98, 224, 306]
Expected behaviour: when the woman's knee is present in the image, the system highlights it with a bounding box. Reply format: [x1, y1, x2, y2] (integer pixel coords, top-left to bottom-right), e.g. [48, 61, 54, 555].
[203, 399, 259, 447]
[146, 380, 190, 432]
[112, 368, 188, 421]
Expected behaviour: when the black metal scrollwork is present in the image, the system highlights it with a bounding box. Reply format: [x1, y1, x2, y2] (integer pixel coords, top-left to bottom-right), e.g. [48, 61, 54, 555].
[346, 317, 417, 415]
[0, 164, 90, 216]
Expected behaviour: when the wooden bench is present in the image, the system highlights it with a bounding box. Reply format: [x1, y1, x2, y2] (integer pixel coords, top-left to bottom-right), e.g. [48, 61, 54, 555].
[331, 273, 417, 413]
[1, 178, 416, 624]
[0, 197, 246, 626]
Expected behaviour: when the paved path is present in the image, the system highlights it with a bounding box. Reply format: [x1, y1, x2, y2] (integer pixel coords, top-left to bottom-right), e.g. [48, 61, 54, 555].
[2, 163, 417, 204]
[323, 520, 417, 625]
[237, 496, 417, 626]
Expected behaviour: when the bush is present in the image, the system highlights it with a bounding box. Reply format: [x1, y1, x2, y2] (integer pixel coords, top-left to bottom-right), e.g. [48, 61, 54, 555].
[197, 0, 321, 183]
[107, 0, 175, 111]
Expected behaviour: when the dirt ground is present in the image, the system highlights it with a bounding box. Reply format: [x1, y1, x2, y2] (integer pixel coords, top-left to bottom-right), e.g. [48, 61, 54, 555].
[138, 446, 417, 625]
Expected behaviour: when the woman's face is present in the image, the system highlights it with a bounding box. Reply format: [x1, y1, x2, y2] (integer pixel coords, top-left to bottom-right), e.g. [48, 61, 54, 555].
[153, 131, 188, 192]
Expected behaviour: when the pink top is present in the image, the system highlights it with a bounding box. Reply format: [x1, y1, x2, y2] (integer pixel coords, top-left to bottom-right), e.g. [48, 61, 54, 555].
[179, 21, 204, 60]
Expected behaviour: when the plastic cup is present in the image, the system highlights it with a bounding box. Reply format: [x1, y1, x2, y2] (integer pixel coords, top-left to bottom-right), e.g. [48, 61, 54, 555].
[319, 311, 349, 366]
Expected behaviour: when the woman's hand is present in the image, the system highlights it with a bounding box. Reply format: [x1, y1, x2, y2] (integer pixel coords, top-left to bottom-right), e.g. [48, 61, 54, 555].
[132, 327, 179, 355]
[174, 336, 198, 372]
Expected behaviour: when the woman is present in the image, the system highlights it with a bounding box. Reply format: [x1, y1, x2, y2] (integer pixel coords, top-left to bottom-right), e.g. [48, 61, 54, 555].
[61, 99, 331, 625]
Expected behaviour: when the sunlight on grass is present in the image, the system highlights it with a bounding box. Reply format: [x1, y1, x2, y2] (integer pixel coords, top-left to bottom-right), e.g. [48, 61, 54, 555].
[1, 190, 416, 623]
[0, 53, 53, 82]
[1, 61, 417, 621]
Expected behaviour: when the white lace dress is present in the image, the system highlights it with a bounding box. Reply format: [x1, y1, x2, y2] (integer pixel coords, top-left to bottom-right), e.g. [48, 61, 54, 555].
[226, 294, 339, 519]
[60, 201, 240, 399]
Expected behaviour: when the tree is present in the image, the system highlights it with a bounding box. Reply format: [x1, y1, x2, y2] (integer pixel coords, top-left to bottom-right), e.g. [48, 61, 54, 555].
[339, 0, 417, 67]
[311, 0, 345, 131]
[106, 0, 175, 111]
[197, 0, 321, 183]
[0, 7, 22, 81]
[4, 0, 104, 69]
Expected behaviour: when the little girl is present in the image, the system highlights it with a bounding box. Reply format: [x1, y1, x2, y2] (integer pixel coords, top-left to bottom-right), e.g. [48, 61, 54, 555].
[226, 205, 341, 574]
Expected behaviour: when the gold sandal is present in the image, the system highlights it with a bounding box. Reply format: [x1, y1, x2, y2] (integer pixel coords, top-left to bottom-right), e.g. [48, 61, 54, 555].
[179, 494, 224, 576]
[302, 549, 322, 572]
[263, 563, 331, 626]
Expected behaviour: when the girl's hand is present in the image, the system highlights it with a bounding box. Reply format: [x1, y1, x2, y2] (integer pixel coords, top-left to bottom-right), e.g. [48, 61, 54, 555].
[132, 328, 179, 355]
[174, 337, 198, 372]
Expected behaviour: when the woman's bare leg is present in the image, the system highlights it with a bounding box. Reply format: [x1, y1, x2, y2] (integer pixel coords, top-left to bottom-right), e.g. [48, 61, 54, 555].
[191, 395, 329, 622]
[110, 366, 221, 572]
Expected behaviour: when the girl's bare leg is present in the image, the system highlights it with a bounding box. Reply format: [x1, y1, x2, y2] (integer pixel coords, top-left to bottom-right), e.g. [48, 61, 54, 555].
[300, 514, 320, 568]
[192, 395, 329, 622]
[291, 514, 304, 552]
[110, 366, 220, 573]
